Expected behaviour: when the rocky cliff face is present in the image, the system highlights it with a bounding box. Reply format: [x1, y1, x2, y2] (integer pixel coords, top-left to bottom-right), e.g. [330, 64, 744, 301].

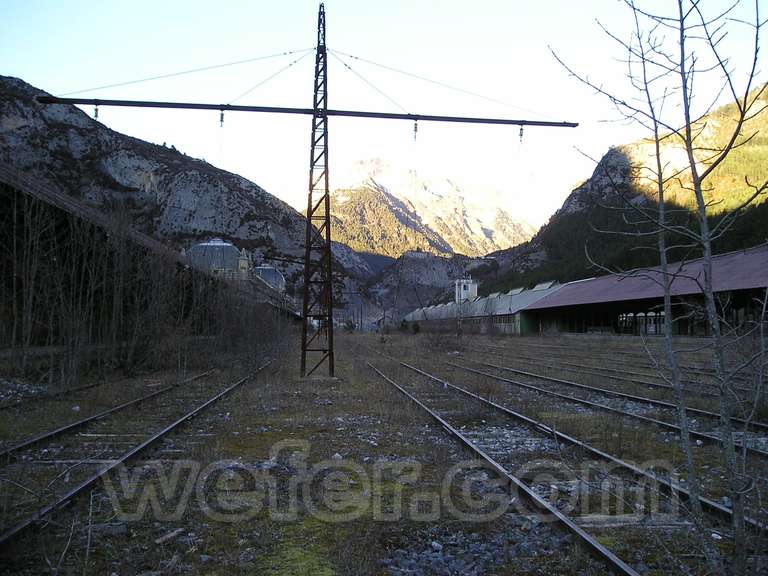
[367, 251, 489, 321]
[0, 76, 379, 292]
[487, 87, 768, 290]
[556, 146, 637, 216]
[0, 77, 304, 248]
[331, 183, 453, 257]
[329, 163, 535, 259]
[486, 147, 637, 275]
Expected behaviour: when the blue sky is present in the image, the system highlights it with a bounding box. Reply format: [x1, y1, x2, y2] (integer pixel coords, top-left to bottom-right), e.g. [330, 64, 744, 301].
[2, 1, 763, 225]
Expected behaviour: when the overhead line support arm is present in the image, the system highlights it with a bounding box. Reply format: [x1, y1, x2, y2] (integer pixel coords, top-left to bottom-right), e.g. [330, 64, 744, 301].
[35, 96, 578, 128]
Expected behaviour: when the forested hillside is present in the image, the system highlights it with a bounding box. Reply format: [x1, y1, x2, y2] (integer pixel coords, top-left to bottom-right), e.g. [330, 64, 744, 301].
[483, 87, 768, 295]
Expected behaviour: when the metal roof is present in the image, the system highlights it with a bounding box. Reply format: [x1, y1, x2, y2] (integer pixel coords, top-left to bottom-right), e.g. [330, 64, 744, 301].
[434, 303, 456, 320]
[499, 285, 564, 315]
[403, 281, 564, 322]
[527, 244, 768, 310]
[188, 240, 241, 272]
[254, 265, 286, 292]
[464, 297, 487, 317]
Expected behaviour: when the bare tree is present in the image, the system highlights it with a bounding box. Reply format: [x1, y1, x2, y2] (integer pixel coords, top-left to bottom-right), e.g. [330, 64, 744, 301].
[554, 1, 767, 572]
[1, 181, 292, 394]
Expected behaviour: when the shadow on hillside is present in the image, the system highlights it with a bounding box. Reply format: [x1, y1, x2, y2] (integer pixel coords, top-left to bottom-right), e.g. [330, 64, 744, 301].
[484, 147, 768, 295]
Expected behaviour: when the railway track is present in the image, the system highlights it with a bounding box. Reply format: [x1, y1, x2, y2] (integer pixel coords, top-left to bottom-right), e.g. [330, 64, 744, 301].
[0, 361, 270, 546]
[508, 352, 756, 395]
[0, 370, 213, 457]
[467, 344, 762, 425]
[371, 347, 764, 526]
[476, 342, 756, 393]
[492, 339, 755, 385]
[430, 356, 768, 519]
[465, 358, 768, 434]
[468, 345, 725, 399]
[368, 362, 641, 576]
[449, 361, 768, 459]
[368, 359, 744, 576]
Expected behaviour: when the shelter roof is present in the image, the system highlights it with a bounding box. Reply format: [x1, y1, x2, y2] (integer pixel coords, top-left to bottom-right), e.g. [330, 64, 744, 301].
[526, 244, 768, 310]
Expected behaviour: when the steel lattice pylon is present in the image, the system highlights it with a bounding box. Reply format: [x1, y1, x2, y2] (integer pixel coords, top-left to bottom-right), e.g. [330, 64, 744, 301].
[34, 2, 578, 378]
[300, 3, 335, 377]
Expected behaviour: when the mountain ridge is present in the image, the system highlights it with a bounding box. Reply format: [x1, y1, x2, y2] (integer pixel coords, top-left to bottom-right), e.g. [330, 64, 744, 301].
[0, 75, 379, 295]
[483, 87, 768, 295]
[328, 167, 535, 259]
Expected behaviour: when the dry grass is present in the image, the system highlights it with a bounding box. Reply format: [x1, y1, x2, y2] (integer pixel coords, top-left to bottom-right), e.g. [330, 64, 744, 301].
[5, 330, 760, 575]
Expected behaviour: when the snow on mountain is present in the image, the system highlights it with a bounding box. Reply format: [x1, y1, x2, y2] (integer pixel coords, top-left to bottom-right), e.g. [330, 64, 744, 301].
[332, 160, 535, 258]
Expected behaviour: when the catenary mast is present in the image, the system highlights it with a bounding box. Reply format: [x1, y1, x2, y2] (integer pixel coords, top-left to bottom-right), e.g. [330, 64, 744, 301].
[37, 3, 578, 378]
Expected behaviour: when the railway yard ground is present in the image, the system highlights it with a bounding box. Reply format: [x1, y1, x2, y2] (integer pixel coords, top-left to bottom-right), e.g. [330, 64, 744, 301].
[0, 332, 766, 575]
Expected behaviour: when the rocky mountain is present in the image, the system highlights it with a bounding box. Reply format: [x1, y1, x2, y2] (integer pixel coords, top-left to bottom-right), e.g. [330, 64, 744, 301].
[484, 87, 768, 294]
[329, 163, 535, 259]
[9, 72, 761, 324]
[366, 250, 494, 322]
[331, 184, 452, 258]
[0, 76, 376, 295]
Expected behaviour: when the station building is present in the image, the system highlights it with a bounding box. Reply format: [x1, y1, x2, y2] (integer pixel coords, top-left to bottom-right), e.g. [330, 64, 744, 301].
[186, 238, 251, 280]
[404, 281, 563, 335]
[186, 239, 286, 293]
[253, 265, 287, 293]
[403, 243, 768, 337]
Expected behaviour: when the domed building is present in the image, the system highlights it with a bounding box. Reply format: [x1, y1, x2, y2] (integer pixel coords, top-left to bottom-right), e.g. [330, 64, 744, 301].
[253, 265, 286, 293]
[186, 238, 250, 280]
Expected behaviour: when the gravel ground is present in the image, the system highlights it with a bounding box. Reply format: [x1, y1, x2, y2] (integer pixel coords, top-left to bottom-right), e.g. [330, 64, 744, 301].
[0, 376, 45, 405]
[382, 516, 573, 575]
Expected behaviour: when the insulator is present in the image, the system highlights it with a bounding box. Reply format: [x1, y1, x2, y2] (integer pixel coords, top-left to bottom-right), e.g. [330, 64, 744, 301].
[413, 120, 418, 141]
[220, 111, 224, 127]
[519, 126, 524, 143]
[94, 105, 99, 119]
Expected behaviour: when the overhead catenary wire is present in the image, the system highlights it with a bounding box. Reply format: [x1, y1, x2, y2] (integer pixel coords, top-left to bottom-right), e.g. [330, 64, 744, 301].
[228, 50, 315, 104]
[57, 48, 314, 97]
[34, 3, 580, 381]
[329, 48, 562, 121]
[329, 51, 409, 114]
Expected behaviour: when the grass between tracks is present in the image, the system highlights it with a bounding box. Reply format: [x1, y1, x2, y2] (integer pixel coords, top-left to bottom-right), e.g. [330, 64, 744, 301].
[8, 331, 757, 574]
[1, 331, 609, 575]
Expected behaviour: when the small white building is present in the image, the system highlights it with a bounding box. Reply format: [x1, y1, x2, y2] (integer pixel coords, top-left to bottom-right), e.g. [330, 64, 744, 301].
[455, 276, 478, 303]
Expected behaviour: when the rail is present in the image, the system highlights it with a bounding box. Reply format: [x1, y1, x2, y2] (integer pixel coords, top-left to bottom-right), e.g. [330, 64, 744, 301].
[0, 370, 214, 457]
[369, 362, 640, 576]
[450, 362, 768, 459]
[0, 361, 270, 546]
[476, 360, 768, 432]
[370, 349, 763, 530]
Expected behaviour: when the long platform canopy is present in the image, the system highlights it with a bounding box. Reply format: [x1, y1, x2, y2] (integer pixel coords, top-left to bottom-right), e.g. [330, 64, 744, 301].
[527, 244, 768, 310]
